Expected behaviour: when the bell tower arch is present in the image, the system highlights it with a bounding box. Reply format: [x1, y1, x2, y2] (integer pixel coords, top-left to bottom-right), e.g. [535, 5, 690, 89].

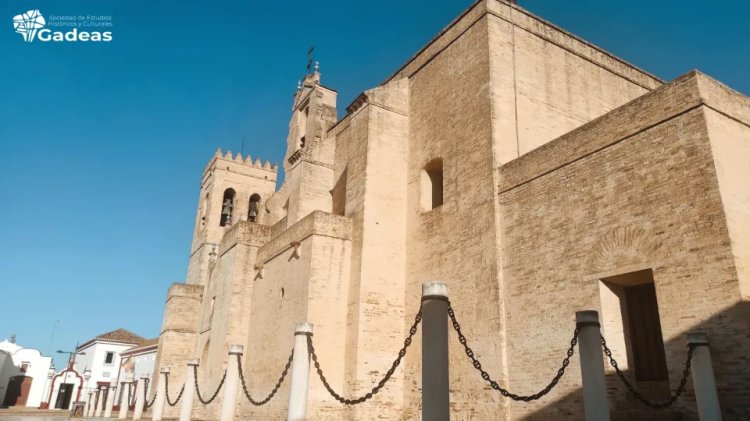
[185, 149, 277, 286]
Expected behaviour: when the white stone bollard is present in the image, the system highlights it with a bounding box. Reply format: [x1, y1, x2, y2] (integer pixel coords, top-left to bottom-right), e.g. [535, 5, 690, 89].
[219, 345, 244, 421]
[179, 359, 199, 421]
[152, 368, 169, 421]
[576, 310, 611, 421]
[104, 385, 116, 418]
[119, 380, 132, 420]
[687, 333, 723, 421]
[95, 387, 105, 417]
[422, 282, 450, 421]
[288, 323, 313, 421]
[133, 375, 148, 420]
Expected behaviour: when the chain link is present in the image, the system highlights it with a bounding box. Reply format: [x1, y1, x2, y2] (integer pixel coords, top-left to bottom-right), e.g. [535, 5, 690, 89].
[308, 306, 423, 405]
[164, 373, 185, 407]
[127, 382, 136, 407]
[448, 303, 579, 401]
[601, 334, 694, 409]
[193, 365, 227, 405]
[145, 380, 157, 409]
[238, 351, 293, 405]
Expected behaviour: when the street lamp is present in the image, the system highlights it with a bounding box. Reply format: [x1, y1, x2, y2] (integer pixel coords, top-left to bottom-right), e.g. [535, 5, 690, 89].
[47, 320, 63, 356]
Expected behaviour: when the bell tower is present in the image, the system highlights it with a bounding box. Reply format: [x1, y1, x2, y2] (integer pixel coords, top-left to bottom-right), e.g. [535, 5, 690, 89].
[185, 149, 277, 286]
[279, 62, 338, 224]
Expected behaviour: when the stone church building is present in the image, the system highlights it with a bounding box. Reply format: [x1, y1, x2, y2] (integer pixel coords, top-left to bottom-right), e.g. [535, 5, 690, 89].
[152, 0, 750, 419]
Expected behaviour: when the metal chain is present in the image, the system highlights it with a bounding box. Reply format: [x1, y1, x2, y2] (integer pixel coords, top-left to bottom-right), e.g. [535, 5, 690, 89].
[128, 382, 136, 407]
[448, 303, 579, 401]
[238, 351, 293, 406]
[308, 305, 423, 405]
[145, 380, 157, 409]
[601, 334, 694, 409]
[164, 373, 185, 407]
[193, 365, 227, 405]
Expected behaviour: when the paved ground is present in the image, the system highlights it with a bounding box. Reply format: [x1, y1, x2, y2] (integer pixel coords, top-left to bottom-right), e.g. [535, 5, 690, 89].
[0, 418, 113, 421]
[0, 418, 71, 421]
[0, 417, 77, 421]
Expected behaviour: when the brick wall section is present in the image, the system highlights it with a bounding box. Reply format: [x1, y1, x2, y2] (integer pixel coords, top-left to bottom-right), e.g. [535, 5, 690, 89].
[151, 0, 750, 417]
[152, 283, 203, 419]
[699, 76, 750, 299]
[237, 212, 353, 420]
[497, 72, 749, 420]
[404, 14, 507, 420]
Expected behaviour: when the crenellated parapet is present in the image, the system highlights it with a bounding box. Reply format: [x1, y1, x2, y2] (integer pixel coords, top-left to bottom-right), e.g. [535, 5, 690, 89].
[203, 148, 278, 178]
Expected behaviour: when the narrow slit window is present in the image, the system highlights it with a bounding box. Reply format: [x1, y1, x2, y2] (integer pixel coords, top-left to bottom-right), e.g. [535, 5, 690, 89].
[421, 158, 443, 211]
[331, 169, 347, 216]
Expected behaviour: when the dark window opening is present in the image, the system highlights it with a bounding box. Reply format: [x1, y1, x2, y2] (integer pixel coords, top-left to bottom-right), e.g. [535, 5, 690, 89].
[331, 170, 347, 216]
[220, 188, 236, 227]
[248, 194, 261, 222]
[199, 193, 208, 229]
[422, 158, 443, 211]
[300, 136, 306, 149]
[104, 352, 114, 364]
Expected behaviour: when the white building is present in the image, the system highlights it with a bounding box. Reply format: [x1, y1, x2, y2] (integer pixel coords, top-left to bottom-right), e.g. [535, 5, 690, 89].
[115, 338, 158, 407]
[0, 338, 53, 408]
[47, 329, 145, 412]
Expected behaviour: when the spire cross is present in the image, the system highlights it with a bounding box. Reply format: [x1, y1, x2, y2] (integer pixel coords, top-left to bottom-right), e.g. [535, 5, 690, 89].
[307, 46, 314, 74]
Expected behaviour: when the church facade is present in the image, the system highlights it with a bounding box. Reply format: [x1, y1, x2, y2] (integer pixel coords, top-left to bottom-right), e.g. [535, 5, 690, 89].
[152, 0, 750, 419]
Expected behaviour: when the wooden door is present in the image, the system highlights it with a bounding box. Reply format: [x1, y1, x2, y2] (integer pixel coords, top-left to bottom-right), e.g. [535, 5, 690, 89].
[625, 283, 669, 381]
[55, 383, 74, 409]
[3, 376, 32, 407]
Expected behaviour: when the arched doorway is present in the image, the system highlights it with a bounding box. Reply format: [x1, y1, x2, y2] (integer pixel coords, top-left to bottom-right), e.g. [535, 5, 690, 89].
[248, 194, 261, 222]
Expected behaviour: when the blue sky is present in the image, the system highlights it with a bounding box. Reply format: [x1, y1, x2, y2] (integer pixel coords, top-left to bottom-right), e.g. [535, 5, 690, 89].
[1, 0, 748, 370]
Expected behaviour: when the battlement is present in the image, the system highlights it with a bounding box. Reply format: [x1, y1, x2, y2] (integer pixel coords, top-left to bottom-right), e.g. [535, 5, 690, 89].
[203, 148, 278, 175]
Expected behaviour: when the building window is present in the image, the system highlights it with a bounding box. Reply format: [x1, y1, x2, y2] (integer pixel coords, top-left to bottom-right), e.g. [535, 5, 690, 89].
[199, 193, 209, 229]
[20, 362, 29, 372]
[599, 269, 669, 383]
[421, 158, 443, 211]
[220, 188, 236, 227]
[330, 169, 347, 216]
[299, 136, 306, 149]
[105, 352, 115, 365]
[248, 194, 261, 222]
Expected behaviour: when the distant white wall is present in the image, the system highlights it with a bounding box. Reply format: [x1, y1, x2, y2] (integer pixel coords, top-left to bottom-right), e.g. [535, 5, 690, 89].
[0, 340, 53, 408]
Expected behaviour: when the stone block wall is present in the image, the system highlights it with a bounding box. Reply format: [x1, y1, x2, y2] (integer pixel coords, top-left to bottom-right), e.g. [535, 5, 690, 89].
[152, 283, 203, 419]
[237, 211, 352, 420]
[496, 73, 750, 420]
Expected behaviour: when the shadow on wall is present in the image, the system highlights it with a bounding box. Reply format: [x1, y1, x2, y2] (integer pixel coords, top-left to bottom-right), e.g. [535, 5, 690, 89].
[523, 302, 750, 421]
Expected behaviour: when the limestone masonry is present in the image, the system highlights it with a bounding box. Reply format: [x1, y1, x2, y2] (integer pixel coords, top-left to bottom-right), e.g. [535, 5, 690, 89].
[152, 1, 750, 419]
